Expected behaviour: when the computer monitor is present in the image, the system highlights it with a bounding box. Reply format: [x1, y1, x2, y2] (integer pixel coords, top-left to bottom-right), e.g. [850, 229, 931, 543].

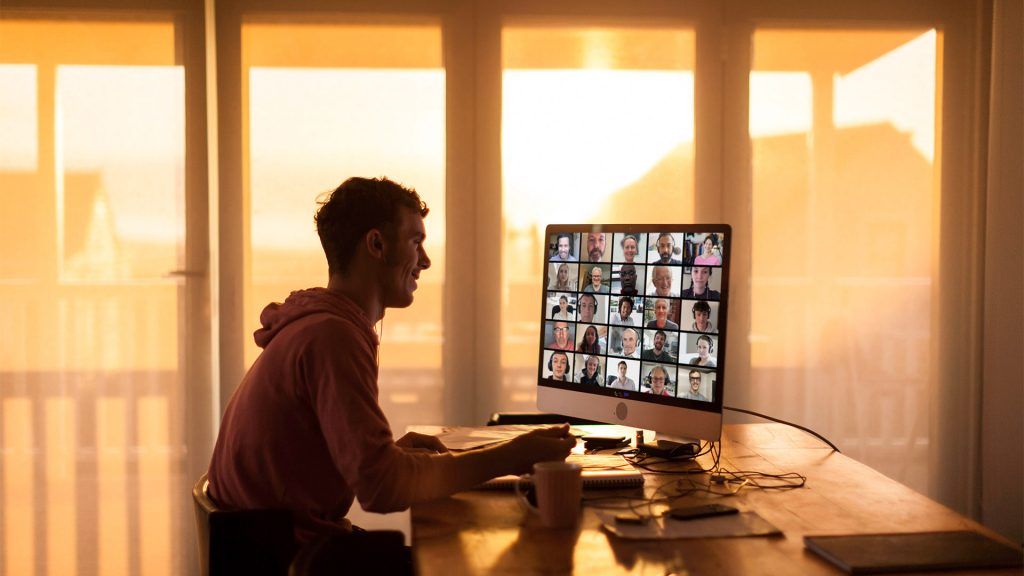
[537, 225, 730, 442]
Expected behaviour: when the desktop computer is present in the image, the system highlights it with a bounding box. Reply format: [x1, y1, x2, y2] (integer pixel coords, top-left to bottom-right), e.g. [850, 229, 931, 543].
[537, 225, 730, 445]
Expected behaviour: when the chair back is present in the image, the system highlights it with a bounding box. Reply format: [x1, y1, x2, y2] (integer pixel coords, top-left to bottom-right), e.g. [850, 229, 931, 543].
[192, 473, 298, 576]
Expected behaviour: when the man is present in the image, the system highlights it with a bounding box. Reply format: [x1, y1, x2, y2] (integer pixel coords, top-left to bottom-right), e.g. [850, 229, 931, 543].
[691, 300, 714, 332]
[611, 296, 634, 326]
[617, 264, 639, 296]
[577, 293, 599, 323]
[646, 365, 672, 396]
[547, 321, 575, 350]
[620, 327, 640, 359]
[586, 232, 607, 262]
[208, 177, 574, 544]
[681, 369, 709, 401]
[655, 233, 682, 265]
[680, 266, 721, 300]
[641, 330, 676, 362]
[548, 351, 569, 380]
[550, 233, 578, 262]
[646, 298, 680, 330]
[608, 361, 636, 391]
[650, 265, 678, 297]
[583, 266, 609, 293]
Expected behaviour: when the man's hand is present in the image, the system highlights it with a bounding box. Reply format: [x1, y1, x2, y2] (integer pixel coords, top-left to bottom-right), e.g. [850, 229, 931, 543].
[396, 431, 449, 454]
[506, 424, 576, 474]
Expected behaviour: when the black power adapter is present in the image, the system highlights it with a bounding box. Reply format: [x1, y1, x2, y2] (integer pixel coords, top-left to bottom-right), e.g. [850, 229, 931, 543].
[638, 440, 699, 459]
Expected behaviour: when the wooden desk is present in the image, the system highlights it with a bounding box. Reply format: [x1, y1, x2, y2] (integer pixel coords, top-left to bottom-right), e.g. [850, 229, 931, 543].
[412, 423, 1014, 575]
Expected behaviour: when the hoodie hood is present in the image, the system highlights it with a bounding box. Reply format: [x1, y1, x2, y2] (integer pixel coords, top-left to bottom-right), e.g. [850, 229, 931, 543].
[253, 288, 377, 349]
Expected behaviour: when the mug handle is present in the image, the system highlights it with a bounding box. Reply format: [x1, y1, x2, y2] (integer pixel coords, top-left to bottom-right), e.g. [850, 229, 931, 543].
[514, 473, 539, 514]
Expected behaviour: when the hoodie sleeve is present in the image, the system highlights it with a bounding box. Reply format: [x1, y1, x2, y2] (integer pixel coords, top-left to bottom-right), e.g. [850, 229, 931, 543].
[299, 317, 457, 512]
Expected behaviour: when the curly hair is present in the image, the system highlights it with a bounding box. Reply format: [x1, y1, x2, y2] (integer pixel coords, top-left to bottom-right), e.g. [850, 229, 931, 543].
[314, 177, 429, 275]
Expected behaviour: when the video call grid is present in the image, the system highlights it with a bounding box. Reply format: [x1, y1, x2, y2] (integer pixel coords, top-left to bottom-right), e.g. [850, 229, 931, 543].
[542, 231, 727, 403]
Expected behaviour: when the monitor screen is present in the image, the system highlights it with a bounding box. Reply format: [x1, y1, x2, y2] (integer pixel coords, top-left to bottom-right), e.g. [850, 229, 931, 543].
[537, 225, 730, 441]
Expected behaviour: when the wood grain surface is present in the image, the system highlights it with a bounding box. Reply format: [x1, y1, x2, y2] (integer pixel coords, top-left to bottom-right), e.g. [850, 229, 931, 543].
[412, 423, 1016, 575]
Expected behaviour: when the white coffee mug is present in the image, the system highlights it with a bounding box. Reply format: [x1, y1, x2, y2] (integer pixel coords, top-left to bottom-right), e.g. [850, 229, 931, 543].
[515, 461, 582, 528]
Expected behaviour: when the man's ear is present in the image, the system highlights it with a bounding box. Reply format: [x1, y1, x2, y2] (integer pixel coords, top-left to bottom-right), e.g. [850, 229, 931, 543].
[365, 229, 386, 261]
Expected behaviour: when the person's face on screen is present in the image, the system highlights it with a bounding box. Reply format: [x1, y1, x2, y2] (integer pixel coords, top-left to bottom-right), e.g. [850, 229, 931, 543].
[653, 266, 672, 295]
[556, 236, 571, 260]
[551, 353, 567, 378]
[557, 264, 568, 285]
[622, 330, 638, 355]
[697, 338, 711, 359]
[650, 369, 667, 394]
[558, 296, 568, 312]
[618, 299, 632, 318]
[657, 234, 674, 262]
[703, 237, 713, 256]
[653, 331, 666, 352]
[695, 309, 710, 330]
[587, 233, 606, 261]
[689, 371, 702, 392]
[553, 322, 570, 347]
[579, 296, 597, 322]
[622, 237, 638, 262]
[654, 299, 669, 323]
[584, 326, 597, 345]
[618, 362, 627, 378]
[619, 265, 637, 292]
[586, 356, 598, 376]
[381, 209, 431, 309]
[691, 267, 710, 293]
[590, 267, 603, 289]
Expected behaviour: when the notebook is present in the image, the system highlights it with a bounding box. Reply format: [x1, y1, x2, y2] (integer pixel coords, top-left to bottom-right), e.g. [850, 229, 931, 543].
[804, 531, 1024, 574]
[478, 453, 644, 490]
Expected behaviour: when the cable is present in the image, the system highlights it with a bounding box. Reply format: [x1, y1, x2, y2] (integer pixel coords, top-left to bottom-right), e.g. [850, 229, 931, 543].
[724, 405, 841, 453]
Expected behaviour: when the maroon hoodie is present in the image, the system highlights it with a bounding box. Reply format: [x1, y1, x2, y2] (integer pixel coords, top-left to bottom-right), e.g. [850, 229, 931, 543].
[208, 288, 455, 542]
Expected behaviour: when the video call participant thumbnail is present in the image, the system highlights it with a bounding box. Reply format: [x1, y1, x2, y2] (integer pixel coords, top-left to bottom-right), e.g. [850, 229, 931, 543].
[681, 369, 714, 402]
[609, 326, 641, 359]
[548, 292, 574, 320]
[549, 233, 578, 262]
[641, 329, 677, 362]
[576, 293, 607, 324]
[607, 359, 639, 391]
[545, 350, 571, 381]
[575, 324, 607, 355]
[581, 264, 610, 293]
[652, 232, 683, 265]
[613, 264, 641, 296]
[613, 233, 646, 264]
[641, 363, 677, 397]
[680, 266, 720, 300]
[548, 262, 578, 291]
[647, 265, 680, 298]
[545, 321, 576, 351]
[690, 300, 715, 333]
[576, 354, 604, 386]
[645, 298, 680, 330]
[610, 296, 640, 326]
[584, 232, 609, 263]
[683, 334, 717, 368]
[693, 234, 723, 265]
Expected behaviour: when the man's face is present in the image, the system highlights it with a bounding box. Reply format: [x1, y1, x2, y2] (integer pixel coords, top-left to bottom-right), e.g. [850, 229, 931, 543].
[653, 266, 672, 295]
[657, 234, 675, 262]
[650, 371, 666, 393]
[586, 356, 598, 375]
[381, 209, 431, 309]
[689, 372, 702, 392]
[619, 265, 637, 291]
[556, 236, 571, 259]
[619, 300, 632, 318]
[579, 296, 597, 322]
[655, 299, 669, 322]
[587, 233, 606, 261]
[590, 267, 603, 287]
[622, 330, 637, 355]
[691, 267, 710, 291]
[695, 309, 710, 329]
[551, 354, 567, 377]
[553, 322, 570, 347]
[618, 363, 627, 377]
[653, 332, 666, 352]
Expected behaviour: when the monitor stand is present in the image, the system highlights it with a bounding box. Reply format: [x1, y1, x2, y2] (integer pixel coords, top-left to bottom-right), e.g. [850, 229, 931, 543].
[639, 432, 701, 459]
